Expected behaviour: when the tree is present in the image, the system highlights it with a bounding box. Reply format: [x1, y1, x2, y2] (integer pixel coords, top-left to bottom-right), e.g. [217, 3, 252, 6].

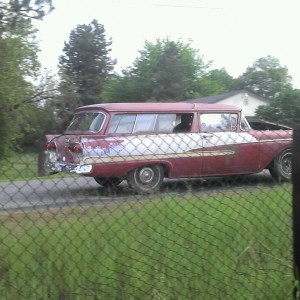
[0, 0, 54, 35]
[239, 55, 292, 99]
[151, 41, 197, 101]
[19, 72, 59, 147]
[53, 73, 81, 131]
[102, 39, 210, 102]
[0, 0, 53, 158]
[59, 19, 116, 106]
[101, 73, 142, 103]
[256, 88, 300, 126]
[0, 34, 39, 157]
[194, 68, 239, 97]
[16, 72, 60, 176]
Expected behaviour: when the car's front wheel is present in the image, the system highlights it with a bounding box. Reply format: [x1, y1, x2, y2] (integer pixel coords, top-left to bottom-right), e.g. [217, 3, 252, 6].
[269, 149, 292, 182]
[94, 177, 123, 188]
[127, 165, 164, 194]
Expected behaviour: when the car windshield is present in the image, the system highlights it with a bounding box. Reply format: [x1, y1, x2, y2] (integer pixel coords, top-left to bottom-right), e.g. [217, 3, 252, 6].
[65, 112, 105, 132]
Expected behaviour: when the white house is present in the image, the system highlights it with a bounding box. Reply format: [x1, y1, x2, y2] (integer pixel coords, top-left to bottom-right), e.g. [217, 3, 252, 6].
[185, 89, 269, 117]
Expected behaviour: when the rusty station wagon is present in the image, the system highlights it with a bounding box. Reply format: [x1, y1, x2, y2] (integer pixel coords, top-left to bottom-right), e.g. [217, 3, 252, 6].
[45, 102, 292, 193]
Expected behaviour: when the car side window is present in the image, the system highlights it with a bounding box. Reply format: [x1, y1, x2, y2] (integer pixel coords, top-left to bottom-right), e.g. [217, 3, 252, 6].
[172, 114, 194, 133]
[156, 114, 176, 132]
[133, 114, 157, 133]
[109, 113, 179, 134]
[200, 113, 238, 132]
[108, 114, 136, 134]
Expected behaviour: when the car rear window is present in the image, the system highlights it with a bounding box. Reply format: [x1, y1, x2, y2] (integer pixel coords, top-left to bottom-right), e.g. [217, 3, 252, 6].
[66, 112, 105, 132]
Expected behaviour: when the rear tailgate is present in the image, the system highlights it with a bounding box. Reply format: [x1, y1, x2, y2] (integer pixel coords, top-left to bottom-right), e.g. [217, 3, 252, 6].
[45, 134, 82, 164]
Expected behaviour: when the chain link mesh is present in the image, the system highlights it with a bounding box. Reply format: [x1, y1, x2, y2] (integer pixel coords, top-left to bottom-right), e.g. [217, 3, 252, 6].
[0, 133, 293, 299]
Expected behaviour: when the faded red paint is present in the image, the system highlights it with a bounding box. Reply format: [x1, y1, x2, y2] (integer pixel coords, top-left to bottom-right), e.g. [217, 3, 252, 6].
[82, 139, 124, 150]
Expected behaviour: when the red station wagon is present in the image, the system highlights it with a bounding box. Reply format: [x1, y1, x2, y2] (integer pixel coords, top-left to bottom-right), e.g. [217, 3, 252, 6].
[45, 102, 292, 193]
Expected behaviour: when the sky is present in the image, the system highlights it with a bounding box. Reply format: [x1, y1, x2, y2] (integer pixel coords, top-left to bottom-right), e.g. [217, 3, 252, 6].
[35, 0, 300, 88]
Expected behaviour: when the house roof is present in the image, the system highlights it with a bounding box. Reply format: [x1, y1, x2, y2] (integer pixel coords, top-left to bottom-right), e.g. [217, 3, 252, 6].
[185, 89, 269, 104]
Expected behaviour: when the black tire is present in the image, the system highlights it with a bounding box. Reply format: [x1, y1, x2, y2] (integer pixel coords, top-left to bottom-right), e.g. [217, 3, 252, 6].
[94, 177, 123, 188]
[127, 165, 164, 193]
[269, 149, 292, 182]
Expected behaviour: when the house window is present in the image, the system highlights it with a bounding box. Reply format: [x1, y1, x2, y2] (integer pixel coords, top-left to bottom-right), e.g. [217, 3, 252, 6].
[243, 93, 249, 105]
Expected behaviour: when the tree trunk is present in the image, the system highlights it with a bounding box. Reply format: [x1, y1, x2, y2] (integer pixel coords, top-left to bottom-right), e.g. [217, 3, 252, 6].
[37, 136, 46, 176]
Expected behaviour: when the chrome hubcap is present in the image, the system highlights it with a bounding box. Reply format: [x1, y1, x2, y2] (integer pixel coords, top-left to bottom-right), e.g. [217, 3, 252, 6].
[281, 153, 292, 174]
[139, 167, 155, 184]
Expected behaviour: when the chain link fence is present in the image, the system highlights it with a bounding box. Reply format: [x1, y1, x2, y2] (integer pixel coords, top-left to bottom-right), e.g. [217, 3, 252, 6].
[0, 133, 295, 300]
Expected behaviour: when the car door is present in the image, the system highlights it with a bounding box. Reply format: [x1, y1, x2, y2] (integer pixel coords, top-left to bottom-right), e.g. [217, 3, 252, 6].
[199, 112, 261, 176]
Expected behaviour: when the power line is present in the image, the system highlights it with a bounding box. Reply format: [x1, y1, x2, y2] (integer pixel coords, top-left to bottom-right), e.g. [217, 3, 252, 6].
[155, 4, 223, 9]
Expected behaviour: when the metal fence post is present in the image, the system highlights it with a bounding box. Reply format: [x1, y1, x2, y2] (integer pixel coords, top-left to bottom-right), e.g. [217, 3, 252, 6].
[293, 125, 300, 299]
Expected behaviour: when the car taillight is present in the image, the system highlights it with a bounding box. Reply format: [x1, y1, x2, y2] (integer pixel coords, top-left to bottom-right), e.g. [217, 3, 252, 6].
[68, 143, 83, 154]
[45, 142, 56, 151]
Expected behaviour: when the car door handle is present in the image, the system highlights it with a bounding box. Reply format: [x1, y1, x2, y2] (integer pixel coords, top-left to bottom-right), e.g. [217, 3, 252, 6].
[201, 134, 213, 139]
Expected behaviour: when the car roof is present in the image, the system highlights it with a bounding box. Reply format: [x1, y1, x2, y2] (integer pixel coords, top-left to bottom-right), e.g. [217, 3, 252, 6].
[76, 102, 241, 113]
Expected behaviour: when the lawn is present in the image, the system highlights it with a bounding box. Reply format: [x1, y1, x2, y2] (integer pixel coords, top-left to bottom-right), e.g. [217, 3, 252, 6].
[0, 152, 39, 181]
[0, 152, 76, 181]
[0, 185, 293, 299]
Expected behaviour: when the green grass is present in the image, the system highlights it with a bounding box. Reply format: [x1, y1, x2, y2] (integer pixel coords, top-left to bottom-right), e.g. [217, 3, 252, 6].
[0, 185, 293, 299]
[0, 152, 39, 181]
[0, 152, 76, 181]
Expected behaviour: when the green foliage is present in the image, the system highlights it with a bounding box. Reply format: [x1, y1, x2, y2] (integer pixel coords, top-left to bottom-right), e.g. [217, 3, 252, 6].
[21, 104, 57, 147]
[0, 34, 40, 158]
[194, 68, 239, 97]
[102, 39, 210, 102]
[256, 88, 300, 126]
[0, 0, 54, 159]
[59, 19, 116, 106]
[101, 73, 137, 103]
[239, 55, 292, 99]
[51, 73, 81, 131]
[151, 41, 189, 100]
[0, 0, 54, 35]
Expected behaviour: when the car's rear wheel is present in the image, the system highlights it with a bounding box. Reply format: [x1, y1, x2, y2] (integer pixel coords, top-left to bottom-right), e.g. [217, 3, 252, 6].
[269, 149, 292, 182]
[127, 165, 164, 193]
[94, 177, 123, 188]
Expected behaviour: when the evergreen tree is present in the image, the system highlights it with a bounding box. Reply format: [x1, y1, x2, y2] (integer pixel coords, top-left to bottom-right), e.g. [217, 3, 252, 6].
[59, 19, 116, 106]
